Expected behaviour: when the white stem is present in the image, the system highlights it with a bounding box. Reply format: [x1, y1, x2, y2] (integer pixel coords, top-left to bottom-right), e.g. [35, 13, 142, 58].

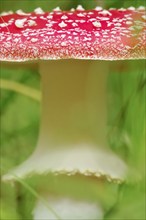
[38, 60, 108, 149]
[3, 60, 127, 181]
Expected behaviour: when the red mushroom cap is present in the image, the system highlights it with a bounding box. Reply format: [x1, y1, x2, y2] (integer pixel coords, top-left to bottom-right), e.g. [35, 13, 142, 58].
[0, 6, 146, 61]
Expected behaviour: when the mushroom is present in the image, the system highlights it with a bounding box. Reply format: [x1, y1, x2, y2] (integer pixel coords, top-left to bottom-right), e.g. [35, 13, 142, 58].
[1, 6, 146, 183]
[33, 196, 103, 220]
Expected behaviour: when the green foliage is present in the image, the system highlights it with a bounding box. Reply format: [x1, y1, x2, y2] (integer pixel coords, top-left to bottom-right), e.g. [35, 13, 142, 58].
[1, 183, 21, 220]
[1, 65, 40, 173]
[108, 61, 145, 177]
[0, 0, 145, 12]
[105, 182, 145, 220]
[0, 65, 40, 219]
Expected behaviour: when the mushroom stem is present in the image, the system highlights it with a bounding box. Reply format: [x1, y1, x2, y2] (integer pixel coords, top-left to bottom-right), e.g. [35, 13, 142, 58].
[39, 60, 108, 149]
[3, 60, 127, 181]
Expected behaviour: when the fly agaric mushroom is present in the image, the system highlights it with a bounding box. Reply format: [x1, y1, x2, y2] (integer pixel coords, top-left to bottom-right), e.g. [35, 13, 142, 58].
[1, 6, 146, 182]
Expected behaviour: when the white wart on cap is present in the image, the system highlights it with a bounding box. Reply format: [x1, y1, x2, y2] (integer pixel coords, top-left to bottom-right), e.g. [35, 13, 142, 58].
[0, 6, 146, 61]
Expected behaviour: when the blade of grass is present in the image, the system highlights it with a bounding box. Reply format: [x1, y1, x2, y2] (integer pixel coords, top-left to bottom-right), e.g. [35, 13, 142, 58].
[11, 175, 62, 220]
[0, 79, 41, 101]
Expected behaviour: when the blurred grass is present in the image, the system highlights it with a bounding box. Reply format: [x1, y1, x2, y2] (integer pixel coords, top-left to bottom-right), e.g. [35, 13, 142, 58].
[1, 0, 146, 12]
[0, 0, 146, 219]
[0, 63, 40, 219]
[108, 61, 145, 176]
[0, 65, 40, 173]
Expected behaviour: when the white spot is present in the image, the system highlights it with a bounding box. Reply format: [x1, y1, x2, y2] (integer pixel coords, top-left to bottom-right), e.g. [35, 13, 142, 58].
[31, 38, 38, 43]
[124, 14, 131, 17]
[99, 10, 112, 16]
[77, 13, 85, 17]
[138, 6, 145, 10]
[109, 8, 116, 10]
[28, 20, 37, 27]
[61, 42, 67, 46]
[58, 21, 67, 28]
[34, 7, 44, 14]
[88, 12, 94, 15]
[61, 34, 66, 38]
[40, 16, 46, 20]
[8, 18, 14, 24]
[94, 6, 102, 11]
[15, 18, 27, 28]
[83, 37, 92, 41]
[114, 23, 122, 27]
[98, 17, 110, 21]
[72, 32, 78, 35]
[13, 38, 20, 43]
[30, 16, 37, 20]
[111, 31, 116, 34]
[125, 45, 131, 49]
[103, 35, 109, 38]
[107, 22, 112, 27]
[0, 23, 9, 27]
[142, 15, 146, 20]
[126, 17, 133, 20]
[47, 15, 53, 19]
[53, 7, 61, 12]
[126, 21, 133, 25]
[89, 18, 96, 22]
[118, 8, 126, 11]
[74, 37, 79, 40]
[76, 5, 84, 11]
[122, 30, 130, 33]
[67, 20, 73, 23]
[61, 15, 68, 19]
[78, 19, 86, 23]
[128, 6, 135, 11]
[70, 8, 75, 12]
[92, 21, 101, 28]
[0, 11, 13, 16]
[72, 22, 78, 27]
[16, 9, 30, 16]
